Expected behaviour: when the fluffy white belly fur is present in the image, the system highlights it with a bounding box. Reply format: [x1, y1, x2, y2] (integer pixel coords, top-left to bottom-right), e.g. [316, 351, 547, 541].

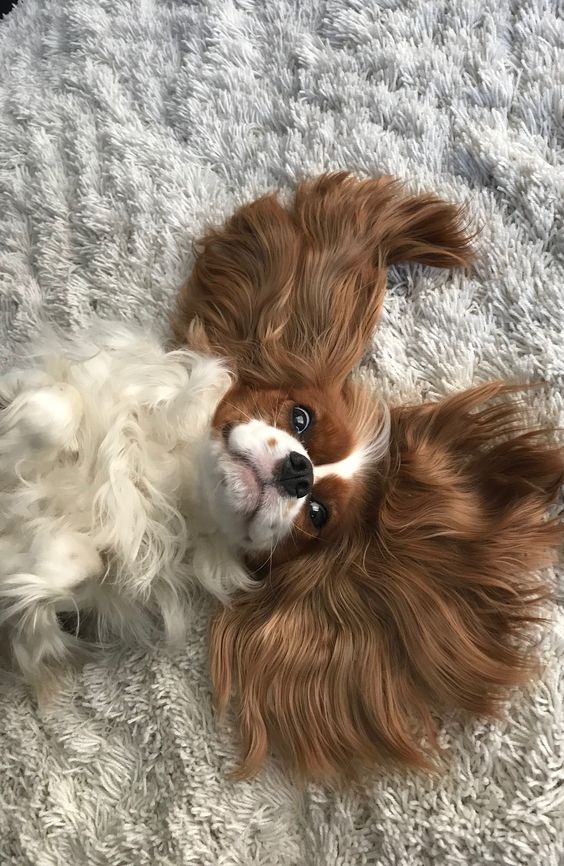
[0, 321, 244, 687]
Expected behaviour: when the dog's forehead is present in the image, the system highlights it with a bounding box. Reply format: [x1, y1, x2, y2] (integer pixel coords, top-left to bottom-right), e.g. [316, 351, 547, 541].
[215, 382, 372, 475]
[313, 447, 368, 481]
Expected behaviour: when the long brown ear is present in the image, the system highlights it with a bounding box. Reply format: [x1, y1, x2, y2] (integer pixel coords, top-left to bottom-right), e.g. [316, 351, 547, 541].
[210, 384, 563, 782]
[173, 191, 300, 385]
[210, 563, 434, 782]
[292, 172, 474, 271]
[173, 173, 474, 386]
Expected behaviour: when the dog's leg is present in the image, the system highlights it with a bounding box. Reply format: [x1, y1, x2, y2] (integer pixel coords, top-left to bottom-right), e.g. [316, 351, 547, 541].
[0, 381, 83, 470]
[0, 529, 104, 692]
[0, 368, 55, 406]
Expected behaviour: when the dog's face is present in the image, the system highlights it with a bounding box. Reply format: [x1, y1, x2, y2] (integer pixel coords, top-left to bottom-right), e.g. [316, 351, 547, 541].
[204, 380, 387, 557]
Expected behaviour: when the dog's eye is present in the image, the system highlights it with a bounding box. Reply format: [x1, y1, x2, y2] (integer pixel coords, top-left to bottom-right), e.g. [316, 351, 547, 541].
[292, 405, 312, 435]
[309, 500, 328, 529]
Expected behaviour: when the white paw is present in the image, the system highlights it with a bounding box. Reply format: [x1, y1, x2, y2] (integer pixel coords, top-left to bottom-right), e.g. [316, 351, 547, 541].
[0, 383, 84, 456]
[30, 529, 104, 592]
[0, 369, 55, 404]
[192, 536, 252, 601]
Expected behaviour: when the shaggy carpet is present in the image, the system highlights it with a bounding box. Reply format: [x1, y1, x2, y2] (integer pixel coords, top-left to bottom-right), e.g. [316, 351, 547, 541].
[0, 1, 563, 864]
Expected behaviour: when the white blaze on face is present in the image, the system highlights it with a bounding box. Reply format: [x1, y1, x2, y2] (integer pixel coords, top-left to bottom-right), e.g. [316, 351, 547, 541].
[313, 447, 368, 482]
[228, 419, 308, 482]
[216, 419, 310, 552]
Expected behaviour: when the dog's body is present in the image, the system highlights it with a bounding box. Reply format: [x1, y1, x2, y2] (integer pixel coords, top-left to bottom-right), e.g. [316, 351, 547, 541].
[1, 173, 562, 782]
[0, 322, 249, 687]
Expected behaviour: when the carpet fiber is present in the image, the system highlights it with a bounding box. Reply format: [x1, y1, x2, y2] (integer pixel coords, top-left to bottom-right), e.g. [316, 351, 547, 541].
[0, 1, 563, 864]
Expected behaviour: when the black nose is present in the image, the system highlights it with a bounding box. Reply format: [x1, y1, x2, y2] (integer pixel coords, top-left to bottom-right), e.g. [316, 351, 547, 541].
[276, 451, 313, 498]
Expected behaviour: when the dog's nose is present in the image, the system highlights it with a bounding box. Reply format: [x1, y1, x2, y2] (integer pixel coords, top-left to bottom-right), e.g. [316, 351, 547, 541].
[276, 451, 313, 498]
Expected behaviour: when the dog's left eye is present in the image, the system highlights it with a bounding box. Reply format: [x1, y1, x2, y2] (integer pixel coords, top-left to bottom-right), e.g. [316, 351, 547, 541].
[292, 405, 312, 435]
[309, 500, 328, 529]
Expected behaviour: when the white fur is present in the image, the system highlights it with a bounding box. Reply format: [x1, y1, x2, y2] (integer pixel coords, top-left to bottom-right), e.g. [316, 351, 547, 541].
[209, 420, 310, 552]
[314, 448, 368, 482]
[0, 320, 249, 684]
[314, 411, 391, 482]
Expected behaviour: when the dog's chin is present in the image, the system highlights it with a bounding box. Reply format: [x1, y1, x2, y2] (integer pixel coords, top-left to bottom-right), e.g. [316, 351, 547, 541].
[221, 452, 264, 516]
[213, 449, 296, 553]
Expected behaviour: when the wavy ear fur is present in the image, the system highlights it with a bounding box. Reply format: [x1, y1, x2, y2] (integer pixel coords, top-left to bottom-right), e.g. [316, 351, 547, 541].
[173, 173, 474, 386]
[210, 384, 563, 782]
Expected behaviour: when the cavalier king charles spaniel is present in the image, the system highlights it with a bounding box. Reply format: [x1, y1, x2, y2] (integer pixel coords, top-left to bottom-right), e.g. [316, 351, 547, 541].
[1, 174, 561, 785]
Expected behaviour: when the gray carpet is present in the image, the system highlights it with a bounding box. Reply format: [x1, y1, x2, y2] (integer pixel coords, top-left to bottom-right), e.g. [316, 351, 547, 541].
[1, 1, 563, 864]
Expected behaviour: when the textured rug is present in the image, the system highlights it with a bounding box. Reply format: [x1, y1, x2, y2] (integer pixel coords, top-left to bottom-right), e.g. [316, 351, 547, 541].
[1, 1, 563, 864]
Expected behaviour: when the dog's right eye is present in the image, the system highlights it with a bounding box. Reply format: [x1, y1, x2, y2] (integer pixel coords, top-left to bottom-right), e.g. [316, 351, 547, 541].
[309, 500, 328, 529]
[292, 405, 312, 435]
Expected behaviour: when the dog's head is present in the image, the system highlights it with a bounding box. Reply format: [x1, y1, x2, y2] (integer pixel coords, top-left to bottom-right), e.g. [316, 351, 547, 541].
[202, 378, 387, 558]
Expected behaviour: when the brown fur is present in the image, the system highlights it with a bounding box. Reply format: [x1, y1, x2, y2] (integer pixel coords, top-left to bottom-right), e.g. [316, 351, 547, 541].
[172, 172, 474, 387]
[172, 172, 562, 782]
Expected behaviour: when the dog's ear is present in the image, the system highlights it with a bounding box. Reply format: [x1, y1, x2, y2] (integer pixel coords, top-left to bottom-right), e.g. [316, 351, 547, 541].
[173, 173, 474, 386]
[373, 383, 563, 720]
[209, 552, 436, 783]
[172, 192, 301, 387]
[287, 172, 474, 383]
[292, 172, 474, 270]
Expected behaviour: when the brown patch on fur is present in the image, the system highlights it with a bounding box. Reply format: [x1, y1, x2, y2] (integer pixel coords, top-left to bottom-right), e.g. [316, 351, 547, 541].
[172, 172, 474, 387]
[212, 382, 360, 466]
[210, 384, 563, 782]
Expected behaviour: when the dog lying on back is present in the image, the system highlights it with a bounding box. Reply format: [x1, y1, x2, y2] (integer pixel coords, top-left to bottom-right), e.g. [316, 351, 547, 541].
[0, 174, 561, 786]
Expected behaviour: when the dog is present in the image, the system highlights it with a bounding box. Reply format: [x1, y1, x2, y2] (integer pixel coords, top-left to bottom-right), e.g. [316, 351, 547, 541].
[1, 172, 472, 693]
[1, 172, 561, 787]
[172, 172, 564, 781]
